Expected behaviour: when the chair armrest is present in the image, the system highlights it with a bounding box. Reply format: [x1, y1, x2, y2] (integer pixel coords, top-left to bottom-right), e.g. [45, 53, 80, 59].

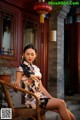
[0, 79, 40, 110]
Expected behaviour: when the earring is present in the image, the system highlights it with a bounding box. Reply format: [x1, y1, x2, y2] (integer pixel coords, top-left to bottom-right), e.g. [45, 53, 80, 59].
[20, 55, 24, 63]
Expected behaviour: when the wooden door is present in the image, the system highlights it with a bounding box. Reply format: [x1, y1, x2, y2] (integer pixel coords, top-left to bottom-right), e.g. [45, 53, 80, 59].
[64, 24, 78, 95]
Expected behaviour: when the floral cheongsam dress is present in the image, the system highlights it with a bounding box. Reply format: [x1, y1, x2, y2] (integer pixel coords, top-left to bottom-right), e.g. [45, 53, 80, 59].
[17, 61, 49, 109]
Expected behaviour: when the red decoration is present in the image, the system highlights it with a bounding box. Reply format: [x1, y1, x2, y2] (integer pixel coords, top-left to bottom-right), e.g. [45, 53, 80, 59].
[0, 75, 11, 83]
[34, 2, 52, 23]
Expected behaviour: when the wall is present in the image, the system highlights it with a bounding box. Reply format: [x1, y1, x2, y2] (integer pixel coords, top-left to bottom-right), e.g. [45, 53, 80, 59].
[48, 7, 60, 97]
[48, 6, 70, 98]
[48, 42, 57, 97]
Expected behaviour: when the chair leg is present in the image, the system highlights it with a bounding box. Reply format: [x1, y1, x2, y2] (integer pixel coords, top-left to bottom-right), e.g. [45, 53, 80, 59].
[28, 118, 33, 120]
[28, 117, 36, 120]
[41, 114, 46, 120]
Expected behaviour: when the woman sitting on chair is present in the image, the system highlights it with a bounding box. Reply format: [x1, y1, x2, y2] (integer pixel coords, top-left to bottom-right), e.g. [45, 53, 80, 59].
[14, 44, 76, 120]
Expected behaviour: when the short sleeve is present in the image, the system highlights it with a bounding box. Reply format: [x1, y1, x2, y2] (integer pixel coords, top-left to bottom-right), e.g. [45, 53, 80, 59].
[16, 66, 23, 72]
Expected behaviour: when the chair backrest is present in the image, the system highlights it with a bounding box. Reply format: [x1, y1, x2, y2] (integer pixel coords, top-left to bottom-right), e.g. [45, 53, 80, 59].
[0, 81, 14, 109]
[0, 79, 45, 120]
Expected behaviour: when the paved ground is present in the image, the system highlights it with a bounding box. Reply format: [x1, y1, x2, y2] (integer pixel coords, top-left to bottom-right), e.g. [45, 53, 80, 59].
[46, 111, 60, 120]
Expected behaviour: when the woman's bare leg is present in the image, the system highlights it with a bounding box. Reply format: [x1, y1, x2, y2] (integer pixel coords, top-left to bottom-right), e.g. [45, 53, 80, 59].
[46, 98, 76, 120]
[54, 108, 76, 120]
[51, 109, 76, 120]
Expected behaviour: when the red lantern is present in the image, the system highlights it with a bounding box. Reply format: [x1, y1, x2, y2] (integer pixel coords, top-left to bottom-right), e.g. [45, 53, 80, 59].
[34, 1, 52, 23]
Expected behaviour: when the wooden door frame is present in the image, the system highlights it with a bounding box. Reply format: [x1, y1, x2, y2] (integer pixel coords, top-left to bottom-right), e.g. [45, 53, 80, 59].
[37, 21, 49, 88]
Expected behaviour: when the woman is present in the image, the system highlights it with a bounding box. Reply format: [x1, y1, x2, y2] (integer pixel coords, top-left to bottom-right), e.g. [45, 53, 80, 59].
[14, 44, 76, 120]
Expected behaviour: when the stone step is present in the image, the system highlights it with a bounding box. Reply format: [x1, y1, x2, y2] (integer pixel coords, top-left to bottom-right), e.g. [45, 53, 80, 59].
[67, 104, 80, 111]
[65, 95, 80, 101]
[66, 100, 80, 106]
[66, 99, 80, 111]
[65, 95, 80, 111]
[72, 109, 80, 120]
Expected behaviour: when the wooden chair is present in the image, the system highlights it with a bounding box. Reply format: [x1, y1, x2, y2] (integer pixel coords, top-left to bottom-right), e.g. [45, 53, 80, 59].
[0, 79, 46, 120]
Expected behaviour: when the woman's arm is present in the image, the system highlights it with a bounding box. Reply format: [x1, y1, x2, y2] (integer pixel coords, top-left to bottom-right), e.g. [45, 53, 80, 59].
[39, 81, 53, 98]
[14, 71, 23, 88]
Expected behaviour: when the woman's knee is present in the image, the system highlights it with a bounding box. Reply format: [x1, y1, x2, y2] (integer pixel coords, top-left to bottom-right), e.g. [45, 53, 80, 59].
[58, 99, 66, 108]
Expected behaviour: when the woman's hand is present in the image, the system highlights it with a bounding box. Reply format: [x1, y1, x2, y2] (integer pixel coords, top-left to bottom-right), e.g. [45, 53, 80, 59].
[14, 71, 22, 88]
[14, 80, 21, 88]
[40, 81, 53, 98]
[30, 75, 39, 82]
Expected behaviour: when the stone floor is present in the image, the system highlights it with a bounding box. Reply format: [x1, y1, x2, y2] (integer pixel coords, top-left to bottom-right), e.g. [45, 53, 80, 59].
[46, 111, 60, 120]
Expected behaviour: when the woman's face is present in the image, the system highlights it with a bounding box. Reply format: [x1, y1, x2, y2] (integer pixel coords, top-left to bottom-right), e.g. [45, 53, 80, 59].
[23, 48, 36, 63]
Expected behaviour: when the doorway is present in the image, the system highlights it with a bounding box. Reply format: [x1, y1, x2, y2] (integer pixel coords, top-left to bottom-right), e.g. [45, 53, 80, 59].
[64, 15, 78, 95]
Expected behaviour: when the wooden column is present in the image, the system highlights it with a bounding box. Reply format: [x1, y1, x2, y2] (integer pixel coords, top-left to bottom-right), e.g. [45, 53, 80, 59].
[38, 21, 48, 88]
[75, 13, 80, 93]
